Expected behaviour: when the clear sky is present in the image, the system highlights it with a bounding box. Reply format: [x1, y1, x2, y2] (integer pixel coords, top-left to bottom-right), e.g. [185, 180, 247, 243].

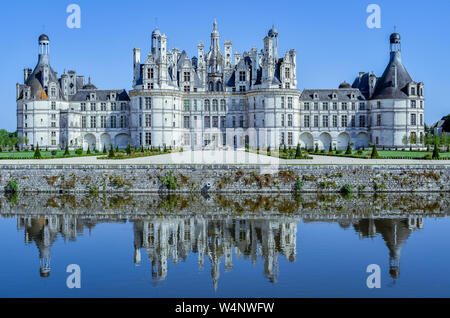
[1, 0, 449, 131]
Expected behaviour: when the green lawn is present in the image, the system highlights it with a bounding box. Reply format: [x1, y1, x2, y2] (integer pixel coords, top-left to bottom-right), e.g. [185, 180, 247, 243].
[0, 150, 99, 159]
[363, 150, 450, 158]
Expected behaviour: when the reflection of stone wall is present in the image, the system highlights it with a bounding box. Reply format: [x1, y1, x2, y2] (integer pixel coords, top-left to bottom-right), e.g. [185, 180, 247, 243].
[0, 164, 449, 193]
[2, 193, 449, 218]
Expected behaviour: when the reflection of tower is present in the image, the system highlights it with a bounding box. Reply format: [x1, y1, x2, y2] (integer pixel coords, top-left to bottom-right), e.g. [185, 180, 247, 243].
[353, 218, 422, 281]
[133, 222, 144, 265]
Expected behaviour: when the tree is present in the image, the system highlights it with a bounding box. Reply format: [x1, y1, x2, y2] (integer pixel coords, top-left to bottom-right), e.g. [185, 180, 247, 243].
[345, 142, 352, 155]
[115, 145, 119, 152]
[314, 143, 319, 153]
[103, 144, 107, 154]
[108, 144, 115, 158]
[295, 143, 302, 159]
[126, 143, 132, 156]
[410, 133, 417, 145]
[267, 146, 271, 156]
[402, 135, 409, 149]
[370, 144, 379, 159]
[87, 145, 91, 155]
[432, 143, 440, 159]
[33, 143, 42, 159]
[64, 144, 70, 156]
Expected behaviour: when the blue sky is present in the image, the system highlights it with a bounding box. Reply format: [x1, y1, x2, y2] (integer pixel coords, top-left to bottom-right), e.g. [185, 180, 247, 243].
[1, 0, 449, 131]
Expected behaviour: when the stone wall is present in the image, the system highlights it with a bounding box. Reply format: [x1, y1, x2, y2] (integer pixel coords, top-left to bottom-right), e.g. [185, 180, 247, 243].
[0, 164, 449, 193]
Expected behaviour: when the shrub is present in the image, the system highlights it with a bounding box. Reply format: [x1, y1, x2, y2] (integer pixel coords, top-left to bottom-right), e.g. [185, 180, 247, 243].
[370, 144, 379, 159]
[5, 179, 18, 193]
[108, 144, 115, 158]
[87, 145, 91, 155]
[423, 153, 432, 160]
[295, 144, 302, 159]
[345, 143, 352, 155]
[115, 146, 119, 153]
[103, 144, 107, 154]
[33, 143, 42, 159]
[160, 174, 178, 190]
[340, 184, 354, 195]
[51, 150, 58, 156]
[75, 148, 83, 155]
[126, 143, 132, 156]
[315, 143, 319, 153]
[294, 180, 303, 192]
[432, 144, 440, 159]
[267, 146, 271, 156]
[64, 144, 70, 156]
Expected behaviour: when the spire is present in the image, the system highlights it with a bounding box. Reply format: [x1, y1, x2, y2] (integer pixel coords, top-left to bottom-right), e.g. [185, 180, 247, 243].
[213, 18, 217, 32]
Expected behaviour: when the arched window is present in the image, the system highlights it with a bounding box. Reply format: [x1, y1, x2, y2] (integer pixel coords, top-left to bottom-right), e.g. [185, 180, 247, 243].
[216, 81, 223, 92]
[209, 82, 214, 91]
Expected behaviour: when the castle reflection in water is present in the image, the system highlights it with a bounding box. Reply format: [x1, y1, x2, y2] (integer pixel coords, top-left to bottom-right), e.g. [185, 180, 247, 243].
[15, 208, 429, 289]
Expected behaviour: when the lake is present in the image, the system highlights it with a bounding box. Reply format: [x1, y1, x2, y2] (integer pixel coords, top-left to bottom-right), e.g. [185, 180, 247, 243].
[0, 192, 449, 298]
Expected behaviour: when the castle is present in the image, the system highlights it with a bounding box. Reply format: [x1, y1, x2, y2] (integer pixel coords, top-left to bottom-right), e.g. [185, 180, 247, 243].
[16, 21, 425, 151]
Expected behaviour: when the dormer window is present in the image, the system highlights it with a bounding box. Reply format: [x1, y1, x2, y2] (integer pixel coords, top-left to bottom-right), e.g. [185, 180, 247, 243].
[313, 93, 319, 99]
[90, 93, 95, 100]
[411, 87, 416, 95]
[239, 71, 246, 82]
[184, 72, 191, 82]
[285, 68, 290, 79]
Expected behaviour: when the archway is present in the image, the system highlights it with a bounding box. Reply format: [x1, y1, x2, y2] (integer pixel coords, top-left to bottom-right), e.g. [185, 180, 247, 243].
[318, 133, 332, 151]
[299, 132, 314, 150]
[84, 134, 96, 151]
[355, 132, 370, 149]
[337, 132, 351, 150]
[114, 134, 130, 149]
[100, 133, 111, 150]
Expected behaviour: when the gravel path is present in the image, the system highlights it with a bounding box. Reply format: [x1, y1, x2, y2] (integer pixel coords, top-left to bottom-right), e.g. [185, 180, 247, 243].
[0, 150, 448, 165]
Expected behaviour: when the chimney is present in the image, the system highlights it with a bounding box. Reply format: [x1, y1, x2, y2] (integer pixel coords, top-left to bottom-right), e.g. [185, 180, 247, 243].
[24, 68, 32, 83]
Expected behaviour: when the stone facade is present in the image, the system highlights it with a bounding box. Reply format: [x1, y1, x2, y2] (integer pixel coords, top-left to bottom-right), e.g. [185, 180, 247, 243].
[16, 23, 424, 151]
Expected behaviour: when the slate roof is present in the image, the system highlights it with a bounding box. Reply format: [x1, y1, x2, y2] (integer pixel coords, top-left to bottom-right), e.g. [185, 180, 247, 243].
[69, 89, 130, 102]
[300, 88, 366, 101]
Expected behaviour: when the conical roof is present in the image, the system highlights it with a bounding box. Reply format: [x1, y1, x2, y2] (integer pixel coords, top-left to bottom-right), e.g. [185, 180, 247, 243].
[371, 51, 413, 99]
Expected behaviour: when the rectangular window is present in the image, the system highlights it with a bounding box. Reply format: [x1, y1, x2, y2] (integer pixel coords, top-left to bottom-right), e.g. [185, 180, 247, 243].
[111, 103, 117, 111]
[213, 100, 219, 112]
[351, 115, 355, 127]
[304, 115, 310, 128]
[304, 102, 310, 111]
[184, 133, 190, 146]
[184, 116, 190, 129]
[323, 102, 328, 111]
[281, 132, 285, 145]
[90, 103, 96, 111]
[377, 114, 382, 126]
[281, 97, 285, 108]
[145, 132, 151, 145]
[212, 116, 218, 128]
[359, 102, 365, 111]
[204, 116, 210, 128]
[314, 102, 319, 111]
[220, 116, 226, 128]
[377, 101, 381, 109]
[51, 102, 56, 110]
[288, 97, 293, 109]
[314, 115, 319, 128]
[285, 68, 290, 79]
[90, 116, 96, 128]
[281, 114, 285, 127]
[184, 100, 190, 111]
[323, 115, 329, 128]
[411, 100, 416, 108]
[341, 102, 347, 111]
[220, 99, 226, 112]
[101, 103, 106, 111]
[184, 86, 190, 92]
[239, 99, 245, 111]
[145, 97, 151, 110]
[184, 72, 191, 82]
[121, 103, 127, 111]
[110, 116, 116, 128]
[101, 116, 107, 128]
[332, 102, 337, 110]
[81, 116, 86, 128]
[81, 103, 86, 111]
[288, 114, 293, 127]
[239, 86, 246, 92]
[351, 103, 356, 111]
[51, 122, 56, 128]
[288, 132, 293, 145]
[239, 116, 244, 128]
[204, 100, 210, 111]
[120, 116, 125, 128]
[359, 115, 365, 127]
[332, 115, 338, 127]
[239, 71, 246, 82]
[341, 115, 348, 127]
[145, 114, 151, 127]
[420, 114, 423, 126]
[411, 113, 417, 125]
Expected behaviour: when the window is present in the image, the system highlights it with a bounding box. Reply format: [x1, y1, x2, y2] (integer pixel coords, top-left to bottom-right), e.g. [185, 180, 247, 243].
[110, 116, 116, 128]
[314, 115, 319, 128]
[239, 86, 246, 92]
[314, 102, 319, 111]
[111, 103, 117, 111]
[212, 99, 218, 112]
[232, 116, 236, 128]
[220, 116, 226, 128]
[145, 114, 151, 127]
[90, 116, 96, 128]
[341, 115, 348, 127]
[51, 122, 56, 128]
[147, 68, 154, 79]
[281, 97, 285, 108]
[220, 99, 226, 111]
[139, 114, 142, 127]
[184, 100, 190, 111]
[377, 114, 382, 126]
[411, 113, 417, 125]
[101, 116, 107, 128]
[51, 131, 56, 137]
[332, 115, 338, 127]
[411, 87, 416, 95]
[204, 116, 210, 128]
[288, 132, 293, 145]
[90, 103, 96, 111]
[184, 72, 190, 82]
[323, 102, 328, 111]
[351, 103, 356, 110]
[304, 102, 310, 111]
[145, 97, 151, 110]
[184, 86, 190, 92]
[288, 97, 293, 109]
[145, 132, 151, 145]
[51, 87, 56, 97]
[342, 102, 347, 111]
[332, 102, 337, 110]
[121, 103, 127, 111]
[120, 116, 126, 128]
[239, 71, 246, 82]
[82, 116, 86, 128]
[281, 114, 285, 127]
[377, 101, 381, 109]
[212, 116, 218, 128]
[51, 102, 56, 110]
[101, 103, 106, 111]
[239, 116, 244, 128]
[411, 100, 416, 108]
[184, 133, 190, 146]
[51, 114, 56, 120]
[304, 115, 310, 128]
[184, 116, 190, 129]
[204, 100, 210, 111]
[285, 68, 290, 79]
[359, 115, 365, 127]
[359, 102, 365, 111]
[420, 114, 423, 126]
[285, 83, 290, 89]
[322, 115, 329, 128]
[239, 99, 245, 111]
[288, 114, 293, 127]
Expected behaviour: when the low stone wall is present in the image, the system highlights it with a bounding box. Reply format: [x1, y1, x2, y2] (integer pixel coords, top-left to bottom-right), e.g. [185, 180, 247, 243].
[0, 164, 449, 193]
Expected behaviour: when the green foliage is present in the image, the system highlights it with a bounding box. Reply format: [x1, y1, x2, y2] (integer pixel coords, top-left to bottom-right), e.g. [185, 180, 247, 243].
[108, 144, 115, 158]
[432, 144, 440, 159]
[0, 129, 26, 151]
[345, 142, 352, 155]
[294, 180, 303, 192]
[160, 174, 178, 190]
[370, 144, 379, 159]
[75, 148, 83, 155]
[51, 150, 58, 156]
[126, 143, 132, 156]
[340, 184, 354, 195]
[295, 144, 302, 159]
[315, 143, 319, 153]
[5, 179, 18, 193]
[33, 143, 42, 159]
[64, 144, 70, 156]
[103, 144, 107, 154]
[87, 145, 91, 155]
[267, 146, 271, 156]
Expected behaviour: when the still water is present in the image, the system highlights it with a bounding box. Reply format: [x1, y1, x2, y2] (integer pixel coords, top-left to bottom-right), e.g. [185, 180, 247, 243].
[0, 192, 449, 298]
